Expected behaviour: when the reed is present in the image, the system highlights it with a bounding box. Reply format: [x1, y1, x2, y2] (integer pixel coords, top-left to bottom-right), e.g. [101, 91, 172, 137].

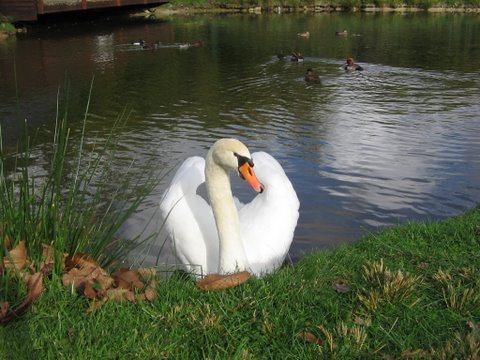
[0, 81, 161, 281]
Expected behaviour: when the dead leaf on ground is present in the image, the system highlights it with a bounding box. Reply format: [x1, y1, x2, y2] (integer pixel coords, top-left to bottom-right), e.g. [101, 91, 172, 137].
[297, 331, 323, 345]
[64, 253, 99, 271]
[3, 241, 28, 271]
[0, 272, 44, 324]
[333, 279, 350, 293]
[112, 268, 144, 291]
[83, 283, 98, 300]
[62, 259, 114, 300]
[197, 271, 251, 291]
[144, 285, 157, 302]
[0, 302, 9, 320]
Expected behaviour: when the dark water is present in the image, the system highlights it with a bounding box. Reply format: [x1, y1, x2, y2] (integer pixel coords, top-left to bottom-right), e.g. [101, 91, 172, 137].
[1, 12, 480, 264]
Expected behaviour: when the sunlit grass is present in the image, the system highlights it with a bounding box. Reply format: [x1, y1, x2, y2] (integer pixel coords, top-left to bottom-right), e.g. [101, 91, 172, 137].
[1, 205, 479, 358]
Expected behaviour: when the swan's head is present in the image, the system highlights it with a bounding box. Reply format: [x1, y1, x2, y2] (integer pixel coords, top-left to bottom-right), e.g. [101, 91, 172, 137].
[211, 138, 264, 193]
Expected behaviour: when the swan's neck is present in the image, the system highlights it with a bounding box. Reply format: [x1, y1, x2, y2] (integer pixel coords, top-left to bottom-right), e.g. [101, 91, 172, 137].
[205, 153, 249, 273]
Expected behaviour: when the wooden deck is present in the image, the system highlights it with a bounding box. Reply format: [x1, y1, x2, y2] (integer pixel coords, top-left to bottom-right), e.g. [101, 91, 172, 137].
[0, 0, 168, 21]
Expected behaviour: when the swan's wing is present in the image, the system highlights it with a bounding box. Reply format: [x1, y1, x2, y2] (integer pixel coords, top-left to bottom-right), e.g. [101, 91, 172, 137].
[239, 152, 300, 275]
[159, 157, 218, 274]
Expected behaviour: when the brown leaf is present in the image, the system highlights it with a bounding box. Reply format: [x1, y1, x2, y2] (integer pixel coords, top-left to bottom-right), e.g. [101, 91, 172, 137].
[65, 253, 98, 271]
[26, 272, 44, 302]
[333, 279, 350, 293]
[83, 283, 98, 300]
[112, 268, 144, 291]
[62, 262, 113, 293]
[144, 286, 157, 302]
[0, 272, 44, 324]
[3, 241, 28, 271]
[0, 302, 9, 320]
[297, 331, 323, 345]
[197, 271, 251, 291]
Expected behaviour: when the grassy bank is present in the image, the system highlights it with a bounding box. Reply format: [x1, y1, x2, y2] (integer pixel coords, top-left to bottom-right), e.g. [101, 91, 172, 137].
[151, 0, 480, 13]
[1, 205, 479, 358]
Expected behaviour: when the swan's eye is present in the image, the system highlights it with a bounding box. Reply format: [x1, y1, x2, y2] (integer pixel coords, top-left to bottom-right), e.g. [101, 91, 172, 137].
[234, 153, 254, 168]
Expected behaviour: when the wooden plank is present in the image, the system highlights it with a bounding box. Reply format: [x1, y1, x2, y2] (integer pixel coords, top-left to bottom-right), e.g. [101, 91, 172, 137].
[0, 0, 167, 20]
[0, 0, 38, 21]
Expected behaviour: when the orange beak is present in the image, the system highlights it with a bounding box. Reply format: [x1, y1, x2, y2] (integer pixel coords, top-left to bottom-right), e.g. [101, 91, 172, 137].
[239, 162, 264, 193]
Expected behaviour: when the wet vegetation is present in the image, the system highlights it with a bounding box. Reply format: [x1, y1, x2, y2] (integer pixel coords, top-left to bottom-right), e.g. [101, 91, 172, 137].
[163, 0, 480, 11]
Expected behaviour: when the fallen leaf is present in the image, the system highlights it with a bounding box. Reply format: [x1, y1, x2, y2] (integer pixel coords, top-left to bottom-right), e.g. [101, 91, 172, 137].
[0, 302, 9, 320]
[144, 286, 157, 301]
[333, 279, 350, 293]
[62, 262, 113, 293]
[3, 241, 28, 271]
[297, 331, 323, 345]
[83, 283, 98, 300]
[197, 271, 251, 291]
[0, 272, 44, 324]
[65, 253, 98, 271]
[112, 268, 144, 291]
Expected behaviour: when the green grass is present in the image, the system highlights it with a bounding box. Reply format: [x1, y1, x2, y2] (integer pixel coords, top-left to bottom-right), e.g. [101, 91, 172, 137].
[1, 206, 479, 358]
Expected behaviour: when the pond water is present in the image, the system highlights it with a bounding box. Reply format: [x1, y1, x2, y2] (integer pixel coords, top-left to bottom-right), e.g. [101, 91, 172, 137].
[1, 12, 480, 265]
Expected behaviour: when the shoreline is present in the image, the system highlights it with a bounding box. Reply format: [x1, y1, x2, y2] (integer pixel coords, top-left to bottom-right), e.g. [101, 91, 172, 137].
[139, 3, 480, 17]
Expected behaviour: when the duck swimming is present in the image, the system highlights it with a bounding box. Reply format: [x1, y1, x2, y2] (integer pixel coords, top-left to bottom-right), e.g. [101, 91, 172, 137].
[291, 51, 304, 62]
[159, 138, 299, 277]
[304, 68, 321, 83]
[343, 57, 363, 71]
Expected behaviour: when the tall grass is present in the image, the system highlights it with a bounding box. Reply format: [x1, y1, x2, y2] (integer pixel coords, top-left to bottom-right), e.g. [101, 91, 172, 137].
[0, 81, 161, 276]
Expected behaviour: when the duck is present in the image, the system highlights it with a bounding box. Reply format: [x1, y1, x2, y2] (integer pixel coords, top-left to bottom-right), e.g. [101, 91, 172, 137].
[343, 57, 363, 71]
[159, 138, 299, 277]
[304, 68, 321, 83]
[131, 39, 147, 46]
[297, 31, 310, 38]
[335, 29, 348, 36]
[291, 51, 304, 62]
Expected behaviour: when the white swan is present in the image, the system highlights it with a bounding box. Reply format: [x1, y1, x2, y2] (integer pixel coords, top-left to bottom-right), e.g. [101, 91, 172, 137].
[159, 138, 299, 277]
